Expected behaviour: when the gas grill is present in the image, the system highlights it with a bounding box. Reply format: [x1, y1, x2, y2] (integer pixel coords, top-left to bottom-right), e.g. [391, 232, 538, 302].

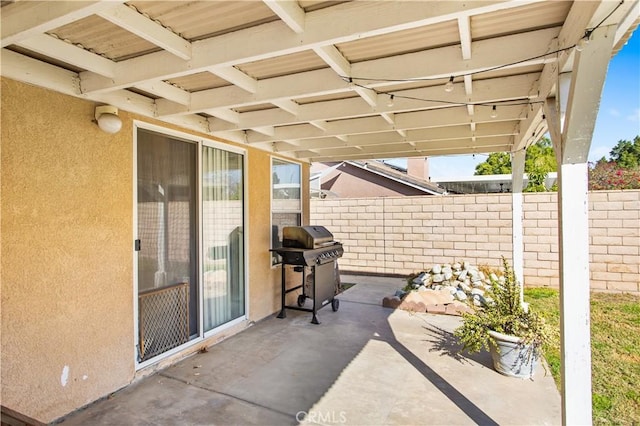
[270, 226, 344, 324]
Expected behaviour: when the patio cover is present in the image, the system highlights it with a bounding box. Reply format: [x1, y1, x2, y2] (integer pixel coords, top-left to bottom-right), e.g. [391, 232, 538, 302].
[2, 1, 638, 424]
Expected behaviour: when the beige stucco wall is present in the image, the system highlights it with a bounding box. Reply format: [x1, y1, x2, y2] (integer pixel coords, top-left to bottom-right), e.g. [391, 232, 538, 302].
[1, 78, 308, 423]
[1, 78, 135, 422]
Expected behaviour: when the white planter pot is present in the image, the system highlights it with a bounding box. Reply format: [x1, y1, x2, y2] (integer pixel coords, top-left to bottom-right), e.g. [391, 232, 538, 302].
[488, 329, 539, 379]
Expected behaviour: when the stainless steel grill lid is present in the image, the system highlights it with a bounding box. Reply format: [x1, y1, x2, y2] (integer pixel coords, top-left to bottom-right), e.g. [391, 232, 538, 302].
[283, 225, 334, 249]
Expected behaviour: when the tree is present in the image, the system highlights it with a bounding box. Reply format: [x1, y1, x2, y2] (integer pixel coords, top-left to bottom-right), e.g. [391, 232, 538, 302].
[523, 138, 556, 192]
[524, 137, 556, 173]
[474, 152, 511, 175]
[474, 137, 557, 192]
[609, 136, 640, 169]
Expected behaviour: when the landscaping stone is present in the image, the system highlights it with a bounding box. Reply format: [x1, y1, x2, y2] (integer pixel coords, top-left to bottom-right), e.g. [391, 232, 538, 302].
[426, 304, 447, 315]
[471, 288, 485, 296]
[455, 290, 468, 301]
[381, 260, 507, 316]
[412, 272, 427, 285]
[403, 291, 428, 306]
[419, 289, 455, 305]
[398, 300, 427, 313]
[444, 285, 458, 295]
[446, 301, 473, 316]
[382, 296, 402, 309]
[394, 289, 407, 298]
[432, 274, 445, 283]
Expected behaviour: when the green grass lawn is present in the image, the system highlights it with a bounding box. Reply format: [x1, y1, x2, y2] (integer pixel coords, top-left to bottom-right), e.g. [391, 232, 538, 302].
[525, 288, 640, 425]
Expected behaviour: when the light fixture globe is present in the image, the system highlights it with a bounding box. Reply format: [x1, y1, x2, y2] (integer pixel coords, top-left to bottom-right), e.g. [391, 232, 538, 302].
[95, 105, 122, 134]
[444, 76, 455, 93]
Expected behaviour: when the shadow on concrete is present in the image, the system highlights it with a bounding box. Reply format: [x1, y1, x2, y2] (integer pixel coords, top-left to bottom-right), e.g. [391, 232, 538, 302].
[421, 322, 495, 369]
[60, 274, 559, 425]
[377, 327, 499, 426]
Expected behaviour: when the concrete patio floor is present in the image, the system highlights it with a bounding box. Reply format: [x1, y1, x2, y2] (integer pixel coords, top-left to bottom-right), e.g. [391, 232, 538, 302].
[60, 275, 561, 425]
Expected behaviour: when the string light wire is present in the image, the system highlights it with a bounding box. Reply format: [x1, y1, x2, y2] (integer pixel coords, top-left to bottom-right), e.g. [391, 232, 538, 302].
[338, 0, 624, 102]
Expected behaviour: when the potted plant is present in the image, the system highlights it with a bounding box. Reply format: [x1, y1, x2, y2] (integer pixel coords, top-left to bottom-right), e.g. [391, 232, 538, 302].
[454, 257, 552, 378]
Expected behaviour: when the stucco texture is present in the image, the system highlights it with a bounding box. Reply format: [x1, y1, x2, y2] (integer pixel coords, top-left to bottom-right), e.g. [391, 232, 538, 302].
[1, 78, 134, 422]
[1, 78, 309, 422]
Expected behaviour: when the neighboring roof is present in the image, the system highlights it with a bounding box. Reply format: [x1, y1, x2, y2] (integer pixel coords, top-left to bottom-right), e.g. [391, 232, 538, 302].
[316, 160, 445, 196]
[1, 1, 638, 162]
[433, 172, 558, 194]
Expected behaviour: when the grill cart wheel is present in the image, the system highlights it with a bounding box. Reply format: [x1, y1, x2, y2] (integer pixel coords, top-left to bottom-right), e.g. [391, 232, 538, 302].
[297, 294, 306, 307]
[332, 299, 340, 312]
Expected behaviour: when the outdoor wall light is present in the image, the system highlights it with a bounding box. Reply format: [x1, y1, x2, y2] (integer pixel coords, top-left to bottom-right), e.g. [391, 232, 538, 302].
[95, 105, 122, 134]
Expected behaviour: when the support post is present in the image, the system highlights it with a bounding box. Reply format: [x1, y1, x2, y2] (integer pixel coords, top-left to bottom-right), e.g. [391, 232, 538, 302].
[557, 162, 592, 425]
[511, 150, 526, 304]
[547, 24, 615, 425]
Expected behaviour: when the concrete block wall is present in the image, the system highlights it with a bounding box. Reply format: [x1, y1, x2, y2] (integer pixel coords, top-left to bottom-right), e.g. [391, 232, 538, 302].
[310, 190, 640, 294]
[588, 191, 640, 293]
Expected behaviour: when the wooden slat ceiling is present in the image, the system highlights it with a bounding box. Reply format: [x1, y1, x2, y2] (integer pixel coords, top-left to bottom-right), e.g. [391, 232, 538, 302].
[1, 0, 637, 163]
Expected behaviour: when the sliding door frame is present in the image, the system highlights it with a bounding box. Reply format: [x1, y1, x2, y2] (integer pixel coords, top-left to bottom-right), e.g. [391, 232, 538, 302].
[133, 121, 249, 370]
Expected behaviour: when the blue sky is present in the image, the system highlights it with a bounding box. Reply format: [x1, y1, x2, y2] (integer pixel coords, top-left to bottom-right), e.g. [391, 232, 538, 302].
[424, 29, 640, 179]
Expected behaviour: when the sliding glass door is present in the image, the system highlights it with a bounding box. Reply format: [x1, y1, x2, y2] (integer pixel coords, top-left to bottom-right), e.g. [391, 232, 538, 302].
[135, 126, 246, 364]
[202, 145, 245, 332]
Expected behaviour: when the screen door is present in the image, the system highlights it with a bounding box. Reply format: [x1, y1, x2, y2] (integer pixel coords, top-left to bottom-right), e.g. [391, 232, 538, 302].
[136, 129, 198, 361]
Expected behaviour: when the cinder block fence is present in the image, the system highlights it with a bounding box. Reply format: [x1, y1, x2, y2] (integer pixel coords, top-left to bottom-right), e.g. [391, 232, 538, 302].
[310, 190, 640, 294]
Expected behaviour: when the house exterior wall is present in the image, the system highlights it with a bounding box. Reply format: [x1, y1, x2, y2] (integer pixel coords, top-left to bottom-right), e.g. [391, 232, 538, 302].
[311, 191, 640, 294]
[0, 78, 307, 423]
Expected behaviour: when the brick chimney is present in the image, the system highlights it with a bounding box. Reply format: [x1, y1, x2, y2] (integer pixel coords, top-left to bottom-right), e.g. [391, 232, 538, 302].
[407, 157, 430, 180]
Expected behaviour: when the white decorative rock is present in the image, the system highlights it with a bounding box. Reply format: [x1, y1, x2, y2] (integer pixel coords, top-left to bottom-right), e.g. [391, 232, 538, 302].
[455, 290, 468, 301]
[444, 285, 458, 295]
[471, 288, 485, 296]
[432, 264, 442, 274]
[432, 273, 445, 283]
[452, 262, 462, 271]
[417, 285, 427, 292]
[444, 271, 453, 281]
[459, 282, 472, 293]
[457, 270, 468, 281]
[490, 273, 499, 282]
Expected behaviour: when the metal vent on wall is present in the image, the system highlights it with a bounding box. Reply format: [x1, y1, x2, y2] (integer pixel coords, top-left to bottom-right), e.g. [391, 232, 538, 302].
[138, 282, 190, 362]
